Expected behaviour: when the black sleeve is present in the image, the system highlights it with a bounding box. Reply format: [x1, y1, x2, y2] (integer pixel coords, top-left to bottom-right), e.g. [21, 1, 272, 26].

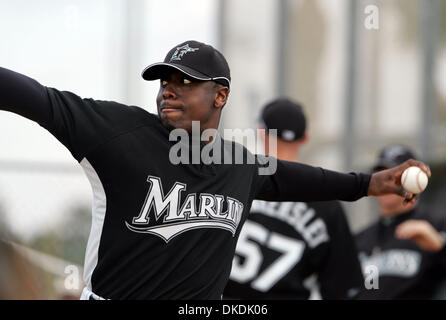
[431, 214, 446, 269]
[0, 67, 52, 126]
[255, 157, 371, 202]
[436, 243, 446, 270]
[0, 67, 150, 161]
[315, 202, 364, 299]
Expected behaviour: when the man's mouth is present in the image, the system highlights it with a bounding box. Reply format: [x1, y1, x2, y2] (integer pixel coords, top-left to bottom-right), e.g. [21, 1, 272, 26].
[160, 103, 184, 113]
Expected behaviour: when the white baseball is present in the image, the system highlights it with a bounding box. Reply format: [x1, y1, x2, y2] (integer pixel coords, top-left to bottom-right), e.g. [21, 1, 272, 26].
[401, 166, 428, 194]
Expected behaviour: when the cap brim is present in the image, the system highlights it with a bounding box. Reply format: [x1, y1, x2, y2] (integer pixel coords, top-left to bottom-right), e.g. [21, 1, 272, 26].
[141, 62, 212, 82]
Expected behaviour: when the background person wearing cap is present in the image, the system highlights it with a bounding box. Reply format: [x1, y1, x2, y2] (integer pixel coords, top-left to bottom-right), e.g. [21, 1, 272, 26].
[224, 98, 364, 300]
[355, 145, 446, 299]
[0, 40, 431, 300]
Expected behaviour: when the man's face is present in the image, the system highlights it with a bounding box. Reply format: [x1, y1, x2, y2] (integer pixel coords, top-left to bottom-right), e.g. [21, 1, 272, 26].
[156, 70, 218, 132]
[377, 194, 412, 217]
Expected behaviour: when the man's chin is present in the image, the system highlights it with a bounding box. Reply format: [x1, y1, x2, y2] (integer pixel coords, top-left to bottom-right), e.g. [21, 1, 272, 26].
[160, 118, 176, 131]
[160, 118, 191, 132]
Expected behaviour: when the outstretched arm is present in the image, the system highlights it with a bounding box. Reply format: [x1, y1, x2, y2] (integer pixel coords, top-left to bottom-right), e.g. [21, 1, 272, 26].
[0, 67, 145, 162]
[255, 158, 431, 203]
[255, 159, 371, 202]
[0, 67, 52, 126]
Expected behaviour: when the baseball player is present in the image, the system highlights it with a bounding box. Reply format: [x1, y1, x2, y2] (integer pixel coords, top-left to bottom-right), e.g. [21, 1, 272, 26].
[223, 98, 364, 299]
[356, 145, 446, 299]
[0, 40, 430, 300]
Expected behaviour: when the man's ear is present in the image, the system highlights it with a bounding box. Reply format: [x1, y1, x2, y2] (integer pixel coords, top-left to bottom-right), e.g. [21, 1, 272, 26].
[258, 126, 266, 144]
[297, 131, 309, 145]
[214, 86, 229, 109]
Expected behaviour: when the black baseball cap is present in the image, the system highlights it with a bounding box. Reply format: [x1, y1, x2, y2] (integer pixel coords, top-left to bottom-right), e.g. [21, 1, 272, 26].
[373, 144, 416, 171]
[260, 98, 307, 142]
[141, 40, 231, 87]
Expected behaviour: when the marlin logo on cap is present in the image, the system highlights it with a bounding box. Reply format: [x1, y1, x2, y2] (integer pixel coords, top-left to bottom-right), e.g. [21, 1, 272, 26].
[170, 44, 199, 62]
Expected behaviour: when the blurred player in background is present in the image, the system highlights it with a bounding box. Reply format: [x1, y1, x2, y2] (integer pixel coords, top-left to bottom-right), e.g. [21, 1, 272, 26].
[224, 98, 364, 299]
[356, 145, 446, 299]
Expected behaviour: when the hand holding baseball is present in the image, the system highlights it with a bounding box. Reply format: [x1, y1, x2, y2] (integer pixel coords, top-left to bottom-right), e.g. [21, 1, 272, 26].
[367, 159, 431, 201]
[401, 166, 428, 194]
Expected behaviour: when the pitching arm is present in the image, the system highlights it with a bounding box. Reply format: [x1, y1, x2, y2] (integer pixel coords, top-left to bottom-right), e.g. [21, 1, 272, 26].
[0, 67, 52, 126]
[255, 159, 371, 202]
[0, 66, 141, 162]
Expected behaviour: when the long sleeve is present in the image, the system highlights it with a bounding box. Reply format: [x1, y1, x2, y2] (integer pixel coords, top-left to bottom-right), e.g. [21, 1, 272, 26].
[255, 158, 371, 202]
[0, 67, 156, 162]
[0, 67, 52, 126]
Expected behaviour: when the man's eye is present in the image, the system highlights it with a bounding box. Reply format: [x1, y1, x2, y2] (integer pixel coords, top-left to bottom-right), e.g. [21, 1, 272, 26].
[183, 78, 192, 84]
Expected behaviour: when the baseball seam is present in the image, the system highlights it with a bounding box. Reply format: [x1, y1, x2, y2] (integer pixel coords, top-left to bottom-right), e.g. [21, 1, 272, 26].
[416, 170, 422, 193]
[402, 170, 408, 187]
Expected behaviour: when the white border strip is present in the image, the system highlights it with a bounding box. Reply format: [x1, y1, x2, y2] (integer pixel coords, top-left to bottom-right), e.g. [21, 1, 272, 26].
[80, 158, 107, 294]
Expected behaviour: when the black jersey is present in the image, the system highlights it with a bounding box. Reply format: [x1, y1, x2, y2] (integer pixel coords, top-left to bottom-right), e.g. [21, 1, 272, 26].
[223, 200, 364, 299]
[0, 67, 371, 299]
[355, 207, 446, 299]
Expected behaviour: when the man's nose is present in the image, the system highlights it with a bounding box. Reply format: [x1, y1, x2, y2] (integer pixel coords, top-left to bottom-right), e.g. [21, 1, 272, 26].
[162, 83, 177, 100]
